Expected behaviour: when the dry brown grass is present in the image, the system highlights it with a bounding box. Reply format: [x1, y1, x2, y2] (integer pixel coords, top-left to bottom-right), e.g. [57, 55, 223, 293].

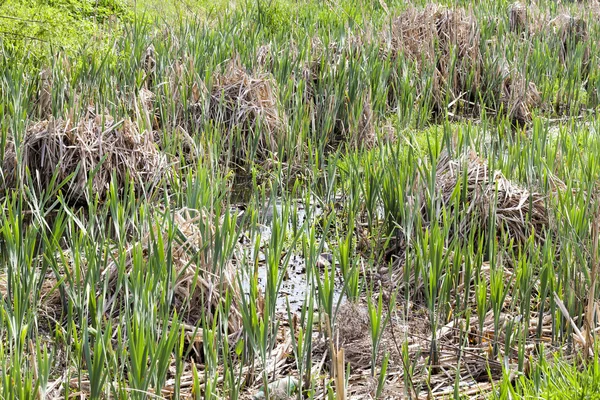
[509, 2, 528, 34]
[189, 57, 286, 162]
[557, 15, 590, 76]
[0, 207, 241, 337]
[428, 149, 549, 245]
[500, 66, 542, 127]
[384, 5, 482, 116]
[1, 110, 168, 203]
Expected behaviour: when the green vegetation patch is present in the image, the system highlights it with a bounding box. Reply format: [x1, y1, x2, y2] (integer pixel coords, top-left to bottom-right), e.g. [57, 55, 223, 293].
[0, 0, 131, 56]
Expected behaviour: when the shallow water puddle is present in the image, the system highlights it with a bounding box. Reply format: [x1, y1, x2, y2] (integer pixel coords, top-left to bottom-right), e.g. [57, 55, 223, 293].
[235, 199, 345, 314]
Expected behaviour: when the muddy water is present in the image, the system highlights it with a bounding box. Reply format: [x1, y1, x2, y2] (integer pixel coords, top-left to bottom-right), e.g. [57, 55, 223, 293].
[236, 199, 344, 314]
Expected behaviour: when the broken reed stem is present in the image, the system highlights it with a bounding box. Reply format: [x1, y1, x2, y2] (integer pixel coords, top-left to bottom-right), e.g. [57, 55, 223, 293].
[554, 292, 592, 357]
[584, 206, 600, 358]
[325, 312, 337, 376]
[325, 311, 346, 400]
[335, 348, 346, 400]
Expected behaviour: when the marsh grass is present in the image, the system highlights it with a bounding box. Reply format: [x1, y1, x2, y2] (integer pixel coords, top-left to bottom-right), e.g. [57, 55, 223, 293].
[2, 0, 600, 398]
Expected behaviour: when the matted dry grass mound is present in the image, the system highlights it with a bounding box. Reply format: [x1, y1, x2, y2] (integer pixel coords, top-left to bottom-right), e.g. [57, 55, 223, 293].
[0, 208, 241, 336]
[103, 208, 242, 331]
[1, 110, 168, 203]
[384, 5, 482, 115]
[509, 2, 528, 34]
[556, 15, 590, 77]
[428, 149, 549, 244]
[190, 57, 286, 161]
[499, 65, 542, 126]
[0, 139, 17, 193]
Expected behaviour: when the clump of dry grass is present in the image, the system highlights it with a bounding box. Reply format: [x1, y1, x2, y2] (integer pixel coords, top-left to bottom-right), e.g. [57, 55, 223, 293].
[500, 66, 542, 127]
[428, 149, 549, 245]
[0, 139, 17, 194]
[2, 110, 168, 203]
[0, 207, 241, 336]
[557, 15, 590, 76]
[329, 92, 376, 149]
[509, 2, 528, 34]
[104, 208, 242, 331]
[384, 5, 482, 115]
[190, 57, 286, 161]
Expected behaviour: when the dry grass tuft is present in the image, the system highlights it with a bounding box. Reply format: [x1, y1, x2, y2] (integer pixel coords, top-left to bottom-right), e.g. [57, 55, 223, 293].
[500, 66, 542, 127]
[384, 5, 482, 115]
[1, 110, 168, 203]
[509, 2, 528, 34]
[428, 149, 549, 245]
[0, 139, 17, 194]
[557, 15, 590, 76]
[104, 208, 242, 331]
[190, 57, 286, 161]
[0, 208, 241, 337]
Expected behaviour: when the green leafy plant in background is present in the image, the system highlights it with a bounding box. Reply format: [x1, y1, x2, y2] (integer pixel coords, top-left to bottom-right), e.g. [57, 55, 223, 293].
[0, 0, 131, 58]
